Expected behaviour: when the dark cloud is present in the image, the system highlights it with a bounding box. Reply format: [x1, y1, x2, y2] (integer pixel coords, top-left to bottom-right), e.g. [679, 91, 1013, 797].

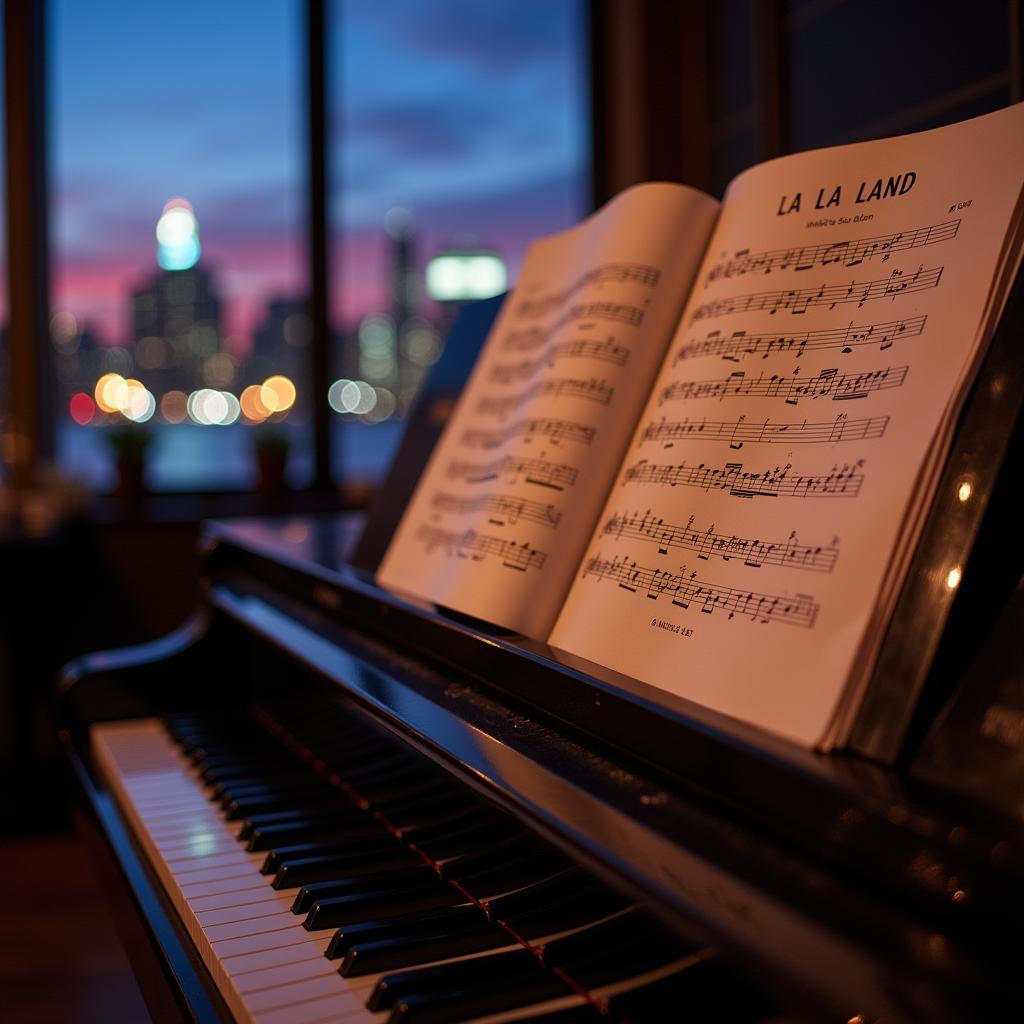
[340, 96, 491, 164]
[347, 0, 578, 74]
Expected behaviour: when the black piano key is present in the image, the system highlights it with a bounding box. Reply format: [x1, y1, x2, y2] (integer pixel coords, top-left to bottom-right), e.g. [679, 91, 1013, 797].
[411, 819, 524, 863]
[304, 884, 460, 930]
[227, 786, 352, 819]
[506, 888, 628, 941]
[388, 980, 571, 1024]
[434, 834, 551, 881]
[197, 752, 301, 778]
[455, 852, 574, 898]
[276, 848, 423, 891]
[260, 835, 399, 875]
[213, 776, 331, 805]
[342, 923, 512, 977]
[236, 800, 364, 837]
[485, 868, 591, 920]
[345, 874, 630, 978]
[394, 805, 498, 844]
[324, 904, 485, 960]
[373, 792, 479, 832]
[322, 753, 417, 785]
[543, 909, 693, 986]
[368, 948, 547, 1012]
[246, 819, 384, 852]
[291, 869, 435, 912]
[341, 764, 439, 797]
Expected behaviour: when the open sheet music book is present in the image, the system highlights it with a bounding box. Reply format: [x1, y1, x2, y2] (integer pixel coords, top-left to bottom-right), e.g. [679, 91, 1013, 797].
[377, 104, 1024, 749]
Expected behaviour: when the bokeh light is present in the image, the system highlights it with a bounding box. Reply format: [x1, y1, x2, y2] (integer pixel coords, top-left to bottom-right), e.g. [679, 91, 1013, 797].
[95, 372, 128, 413]
[156, 197, 201, 271]
[122, 381, 156, 423]
[241, 384, 272, 422]
[260, 375, 296, 414]
[69, 392, 96, 425]
[161, 390, 188, 424]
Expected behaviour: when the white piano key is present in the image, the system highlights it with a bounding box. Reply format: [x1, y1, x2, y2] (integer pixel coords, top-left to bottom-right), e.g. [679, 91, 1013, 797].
[175, 863, 265, 886]
[206, 911, 304, 942]
[189, 887, 296, 913]
[166, 850, 258, 871]
[223, 942, 334, 976]
[194, 897, 296, 929]
[252, 990, 373, 1024]
[244, 974, 366, 1015]
[233, 956, 338, 994]
[181, 872, 278, 899]
[197, 899, 299, 928]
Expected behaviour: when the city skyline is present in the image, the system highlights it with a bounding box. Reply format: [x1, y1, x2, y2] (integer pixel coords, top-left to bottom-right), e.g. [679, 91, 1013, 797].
[35, 0, 588, 356]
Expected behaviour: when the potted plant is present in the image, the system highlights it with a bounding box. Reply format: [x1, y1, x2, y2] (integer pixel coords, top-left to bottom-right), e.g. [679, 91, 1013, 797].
[253, 429, 290, 500]
[105, 425, 154, 505]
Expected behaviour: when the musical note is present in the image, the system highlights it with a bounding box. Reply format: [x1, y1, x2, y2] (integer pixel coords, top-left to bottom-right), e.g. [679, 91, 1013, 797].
[658, 365, 908, 406]
[582, 554, 819, 627]
[504, 301, 646, 349]
[476, 377, 614, 419]
[515, 263, 661, 319]
[673, 316, 926, 364]
[431, 491, 562, 529]
[446, 454, 579, 491]
[690, 266, 943, 322]
[463, 417, 596, 449]
[639, 413, 887, 448]
[418, 526, 547, 573]
[705, 220, 959, 284]
[621, 458, 865, 499]
[602, 510, 838, 572]
[490, 337, 630, 384]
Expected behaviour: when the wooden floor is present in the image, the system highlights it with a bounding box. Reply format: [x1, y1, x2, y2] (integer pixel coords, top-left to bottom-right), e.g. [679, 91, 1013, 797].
[0, 833, 152, 1023]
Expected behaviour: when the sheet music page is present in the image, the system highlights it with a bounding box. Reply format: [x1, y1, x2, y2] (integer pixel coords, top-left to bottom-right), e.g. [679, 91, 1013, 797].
[550, 105, 1024, 748]
[379, 183, 720, 638]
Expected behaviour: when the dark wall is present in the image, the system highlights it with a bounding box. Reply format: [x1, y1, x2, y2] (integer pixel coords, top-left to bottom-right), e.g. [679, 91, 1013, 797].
[594, 0, 1022, 200]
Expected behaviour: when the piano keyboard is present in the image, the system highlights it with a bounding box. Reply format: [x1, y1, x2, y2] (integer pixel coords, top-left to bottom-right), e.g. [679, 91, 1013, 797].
[92, 703, 777, 1023]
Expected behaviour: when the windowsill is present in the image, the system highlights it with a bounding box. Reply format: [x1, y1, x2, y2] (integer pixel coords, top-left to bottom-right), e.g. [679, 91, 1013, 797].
[85, 483, 372, 526]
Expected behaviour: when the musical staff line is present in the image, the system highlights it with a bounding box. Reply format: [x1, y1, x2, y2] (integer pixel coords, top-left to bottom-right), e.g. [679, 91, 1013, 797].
[673, 316, 927, 365]
[603, 510, 838, 572]
[640, 413, 888, 449]
[621, 458, 865, 499]
[515, 263, 660, 319]
[658, 365, 908, 407]
[690, 266, 942, 322]
[705, 219, 959, 284]
[582, 554, 819, 627]
[446, 455, 579, 491]
[418, 526, 547, 573]
[477, 377, 614, 419]
[432, 491, 562, 529]
[504, 302, 645, 350]
[491, 337, 630, 384]
[464, 417, 595, 449]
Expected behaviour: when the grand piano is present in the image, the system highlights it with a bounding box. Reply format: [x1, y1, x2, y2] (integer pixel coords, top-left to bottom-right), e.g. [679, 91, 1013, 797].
[59, 296, 1024, 1023]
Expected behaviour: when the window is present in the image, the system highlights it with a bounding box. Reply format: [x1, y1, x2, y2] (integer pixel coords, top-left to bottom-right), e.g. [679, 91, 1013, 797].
[50, 1, 309, 491]
[3, 2, 591, 497]
[328, 0, 590, 483]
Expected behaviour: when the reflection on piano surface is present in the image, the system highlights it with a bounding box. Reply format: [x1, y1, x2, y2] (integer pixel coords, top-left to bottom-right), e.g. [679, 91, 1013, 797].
[60, 515, 1024, 1024]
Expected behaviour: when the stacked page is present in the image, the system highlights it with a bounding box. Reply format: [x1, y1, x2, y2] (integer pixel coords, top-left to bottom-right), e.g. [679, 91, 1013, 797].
[378, 103, 1024, 748]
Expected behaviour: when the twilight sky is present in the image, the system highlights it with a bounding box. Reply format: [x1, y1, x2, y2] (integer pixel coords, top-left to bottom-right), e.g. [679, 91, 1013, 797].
[48, 0, 589, 353]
